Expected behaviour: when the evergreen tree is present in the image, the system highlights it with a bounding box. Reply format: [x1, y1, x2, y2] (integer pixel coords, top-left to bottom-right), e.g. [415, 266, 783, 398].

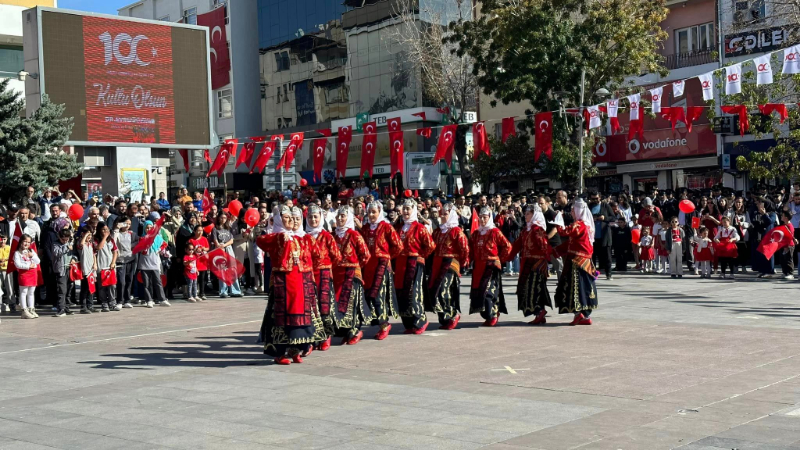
[0, 79, 82, 201]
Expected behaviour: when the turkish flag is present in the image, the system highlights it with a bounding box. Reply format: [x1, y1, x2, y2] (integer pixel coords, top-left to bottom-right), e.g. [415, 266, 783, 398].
[249, 136, 281, 174]
[312, 137, 327, 182]
[388, 118, 404, 177]
[433, 124, 457, 167]
[237, 137, 265, 169]
[101, 269, 117, 287]
[660, 107, 686, 132]
[207, 139, 237, 178]
[202, 248, 245, 285]
[759, 104, 788, 124]
[203, 148, 211, 164]
[411, 112, 426, 121]
[336, 126, 352, 178]
[416, 127, 432, 138]
[534, 112, 553, 161]
[473, 121, 489, 159]
[197, 7, 231, 90]
[685, 106, 704, 133]
[721, 105, 749, 136]
[360, 121, 377, 178]
[87, 272, 96, 294]
[201, 187, 213, 217]
[758, 224, 794, 260]
[178, 149, 190, 172]
[276, 132, 304, 172]
[470, 208, 479, 235]
[132, 215, 166, 255]
[501, 117, 516, 143]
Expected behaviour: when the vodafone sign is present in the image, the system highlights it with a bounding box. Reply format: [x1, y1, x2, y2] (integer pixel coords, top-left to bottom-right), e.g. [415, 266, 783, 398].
[593, 124, 715, 163]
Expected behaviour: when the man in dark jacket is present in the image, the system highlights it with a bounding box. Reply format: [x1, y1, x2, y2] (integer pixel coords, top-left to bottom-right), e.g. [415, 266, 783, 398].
[588, 191, 615, 280]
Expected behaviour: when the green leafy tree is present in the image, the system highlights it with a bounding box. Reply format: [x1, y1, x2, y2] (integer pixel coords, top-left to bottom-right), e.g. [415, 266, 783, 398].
[0, 79, 82, 201]
[449, 0, 668, 187]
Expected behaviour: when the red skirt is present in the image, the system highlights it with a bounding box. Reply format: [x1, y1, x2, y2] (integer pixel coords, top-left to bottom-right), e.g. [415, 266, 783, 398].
[639, 247, 655, 261]
[713, 239, 738, 258]
[694, 246, 713, 262]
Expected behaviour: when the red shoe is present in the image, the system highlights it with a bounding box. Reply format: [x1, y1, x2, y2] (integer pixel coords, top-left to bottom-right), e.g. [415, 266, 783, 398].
[347, 331, 363, 345]
[320, 337, 332, 351]
[302, 347, 313, 357]
[530, 310, 547, 325]
[375, 324, 391, 340]
[483, 317, 498, 327]
[291, 354, 303, 364]
[274, 355, 291, 365]
[578, 316, 592, 326]
[448, 314, 461, 330]
[413, 322, 429, 335]
[570, 313, 585, 326]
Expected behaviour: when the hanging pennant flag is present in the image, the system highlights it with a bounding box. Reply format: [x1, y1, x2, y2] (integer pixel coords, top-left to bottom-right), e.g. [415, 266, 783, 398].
[416, 127, 432, 138]
[276, 132, 304, 172]
[472, 121, 489, 159]
[628, 106, 644, 141]
[236, 136, 265, 169]
[627, 94, 641, 121]
[501, 117, 516, 143]
[433, 124, 457, 167]
[206, 139, 237, 178]
[534, 112, 553, 161]
[203, 148, 211, 164]
[312, 137, 328, 182]
[660, 107, 686, 132]
[388, 118, 404, 177]
[686, 106, 704, 133]
[673, 80, 685, 97]
[586, 105, 602, 130]
[698, 72, 715, 101]
[360, 121, 377, 178]
[725, 63, 743, 95]
[411, 112, 426, 121]
[201, 188, 213, 217]
[470, 208, 479, 235]
[249, 135, 281, 174]
[782, 45, 800, 74]
[336, 126, 352, 178]
[606, 99, 621, 134]
[721, 105, 749, 137]
[754, 54, 774, 85]
[758, 104, 789, 124]
[649, 87, 663, 113]
[436, 106, 450, 114]
[178, 149, 190, 172]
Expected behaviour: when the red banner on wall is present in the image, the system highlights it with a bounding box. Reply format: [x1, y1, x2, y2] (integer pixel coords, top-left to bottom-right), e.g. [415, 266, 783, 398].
[197, 7, 231, 90]
[593, 124, 716, 163]
[83, 17, 176, 143]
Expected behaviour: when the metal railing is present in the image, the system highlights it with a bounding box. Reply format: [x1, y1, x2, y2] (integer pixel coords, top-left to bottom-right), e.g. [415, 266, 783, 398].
[663, 49, 718, 70]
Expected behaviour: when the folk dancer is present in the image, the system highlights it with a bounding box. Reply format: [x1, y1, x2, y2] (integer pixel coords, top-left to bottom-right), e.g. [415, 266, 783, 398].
[509, 205, 552, 325]
[428, 203, 469, 330]
[306, 205, 342, 351]
[361, 202, 403, 340]
[332, 206, 372, 345]
[393, 200, 435, 334]
[291, 206, 326, 351]
[468, 207, 512, 327]
[554, 198, 598, 325]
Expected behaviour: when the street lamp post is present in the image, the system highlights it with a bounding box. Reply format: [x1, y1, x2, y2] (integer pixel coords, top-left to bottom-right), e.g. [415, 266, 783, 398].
[575, 68, 610, 195]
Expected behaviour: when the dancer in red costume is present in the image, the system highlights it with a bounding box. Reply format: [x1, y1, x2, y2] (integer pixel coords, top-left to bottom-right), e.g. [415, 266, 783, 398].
[554, 198, 599, 325]
[510, 205, 552, 325]
[392, 200, 435, 334]
[305, 205, 342, 351]
[361, 202, 403, 340]
[332, 206, 372, 345]
[290, 206, 326, 352]
[428, 203, 469, 330]
[468, 207, 512, 327]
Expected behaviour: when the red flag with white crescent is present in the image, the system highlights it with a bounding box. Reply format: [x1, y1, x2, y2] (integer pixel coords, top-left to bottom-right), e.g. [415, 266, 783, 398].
[470, 208, 479, 235]
[411, 112, 426, 121]
[236, 136, 265, 169]
[202, 248, 245, 285]
[178, 149, 190, 172]
[758, 224, 794, 260]
[132, 215, 167, 255]
[207, 139, 237, 178]
[686, 106, 704, 133]
[336, 126, 352, 178]
[360, 121, 377, 178]
[433, 124, 457, 167]
[416, 127, 432, 138]
[250, 135, 281, 174]
[312, 137, 327, 182]
[388, 117, 404, 177]
[473, 121, 489, 159]
[276, 132, 304, 172]
[201, 188, 213, 217]
[534, 112, 553, 162]
[203, 148, 211, 164]
[197, 7, 231, 90]
[501, 117, 516, 143]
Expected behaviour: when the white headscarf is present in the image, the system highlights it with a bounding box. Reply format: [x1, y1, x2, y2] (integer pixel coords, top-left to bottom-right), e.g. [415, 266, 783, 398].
[477, 206, 495, 235]
[305, 205, 324, 237]
[439, 203, 460, 234]
[367, 201, 389, 230]
[401, 199, 418, 233]
[271, 205, 293, 240]
[291, 206, 305, 237]
[528, 205, 546, 231]
[572, 198, 595, 244]
[335, 206, 354, 239]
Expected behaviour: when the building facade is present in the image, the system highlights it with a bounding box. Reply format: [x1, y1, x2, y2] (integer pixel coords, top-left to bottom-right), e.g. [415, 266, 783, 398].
[0, 0, 56, 97]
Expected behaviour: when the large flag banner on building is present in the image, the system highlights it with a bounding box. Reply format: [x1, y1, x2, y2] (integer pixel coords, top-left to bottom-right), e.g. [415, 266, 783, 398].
[197, 7, 231, 89]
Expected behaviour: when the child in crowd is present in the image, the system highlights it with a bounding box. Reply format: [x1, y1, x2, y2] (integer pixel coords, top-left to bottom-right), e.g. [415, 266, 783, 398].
[693, 226, 713, 278]
[93, 223, 119, 312]
[638, 227, 654, 273]
[183, 242, 199, 302]
[653, 220, 669, 274]
[716, 216, 740, 279]
[0, 234, 14, 314]
[78, 229, 97, 314]
[53, 228, 77, 316]
[14, 235, 40, 319]
[665, 216, 685, 278]
[188, 225, 209, 301]
[631, 216, 641, 271]
[113, 218, 138, 308]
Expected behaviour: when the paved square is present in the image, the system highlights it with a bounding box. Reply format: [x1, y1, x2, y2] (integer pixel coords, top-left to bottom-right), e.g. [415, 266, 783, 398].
[2, 273, 800, 449]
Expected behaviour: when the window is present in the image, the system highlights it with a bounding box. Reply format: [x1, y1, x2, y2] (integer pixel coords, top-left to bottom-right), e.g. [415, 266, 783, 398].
[274, 51, 290, 72]
[277, 118, 292, 129]
[675, 22, 714, 54]
[0, 45, 23, 74]
[283, 84, 289, 102]
[217, 89, 232, 118]
[157, 15, 170, 21]
[276, 86, 281, 103]
[183, 7, 197, 25]
[735, 0, 766, 22]
[325, 83, 348, 104]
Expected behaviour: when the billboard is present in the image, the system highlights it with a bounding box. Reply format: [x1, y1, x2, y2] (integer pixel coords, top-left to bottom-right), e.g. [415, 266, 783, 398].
[25, 7, 213, 148]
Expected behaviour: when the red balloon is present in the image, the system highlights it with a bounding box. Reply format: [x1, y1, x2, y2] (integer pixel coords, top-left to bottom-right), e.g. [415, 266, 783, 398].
[300, 178, 308, 187]
[404, 189, 412, 198]
[228, 200, 243, 217]
[244, 208, 259, 227]
[68, 204, 84, 221]
[679, 199, 695, 214]
[203, 224, 215, 235]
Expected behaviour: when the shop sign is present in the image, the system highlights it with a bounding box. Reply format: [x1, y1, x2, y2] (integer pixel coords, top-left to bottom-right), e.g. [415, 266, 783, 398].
[593, 124, 716, 163]
[724, 26, 793, 57]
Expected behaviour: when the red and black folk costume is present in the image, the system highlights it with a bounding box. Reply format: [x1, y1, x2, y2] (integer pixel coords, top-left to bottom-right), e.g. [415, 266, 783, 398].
[468, 207, 512, 326]
[306, 205, 342, 351]
[332, 206, 372, 345]
[428, 204, 469, 330]
[256, 206, 319, 364]
[393, 200, 435, 334]
[554, 198, 598, 325]
[292, 207, 327, 350]
[361, 205, 403, 340]
[510, 205, 552, 325]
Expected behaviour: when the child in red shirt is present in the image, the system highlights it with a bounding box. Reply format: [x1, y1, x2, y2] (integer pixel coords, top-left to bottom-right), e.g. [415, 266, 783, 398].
[183, 243, 199, 303]
[188, 225, 210, 301]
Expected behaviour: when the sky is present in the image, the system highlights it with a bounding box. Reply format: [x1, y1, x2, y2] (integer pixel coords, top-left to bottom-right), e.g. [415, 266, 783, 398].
[58, 0, 134, 15]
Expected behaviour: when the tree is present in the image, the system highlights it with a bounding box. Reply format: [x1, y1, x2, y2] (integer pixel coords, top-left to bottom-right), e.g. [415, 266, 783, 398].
[385, 0, 479, 193]
[449, 0, 668, 188]
[0, 79, 82, 201]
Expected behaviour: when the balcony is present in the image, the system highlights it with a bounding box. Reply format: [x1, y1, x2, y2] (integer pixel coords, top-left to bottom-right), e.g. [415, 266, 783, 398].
[663, 49, 718, 70]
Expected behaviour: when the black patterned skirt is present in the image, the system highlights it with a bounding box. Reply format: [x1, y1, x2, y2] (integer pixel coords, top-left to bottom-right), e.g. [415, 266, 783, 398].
[363, 258, 399, 326]
[554, 256, 598, 314]
[333, 266, 371, 339]
[258, 269, 318, 357]
[315, 268, 338, 338]
[517, 258, 551, 316]
[427, 256, 461, 325]
[395, 256, 428, 330]
[469, 260, 507, 320]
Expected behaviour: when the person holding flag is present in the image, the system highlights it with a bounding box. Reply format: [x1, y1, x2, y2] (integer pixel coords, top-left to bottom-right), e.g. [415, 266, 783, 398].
[468, 207, 512, 327]
[554, 198, 599, 326]
[428, 203, 469, 330]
